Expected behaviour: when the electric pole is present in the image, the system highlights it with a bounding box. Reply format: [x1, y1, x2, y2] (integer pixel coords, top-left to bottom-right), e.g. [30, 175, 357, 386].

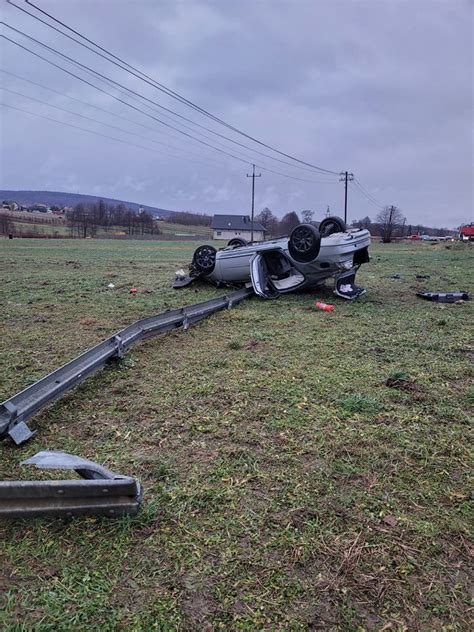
[246, 164, 261, 243]
[339, 171, 354, 224]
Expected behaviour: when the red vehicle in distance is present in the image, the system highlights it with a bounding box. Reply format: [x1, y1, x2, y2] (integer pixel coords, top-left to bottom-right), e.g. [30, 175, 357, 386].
[460, 223, 474, 241]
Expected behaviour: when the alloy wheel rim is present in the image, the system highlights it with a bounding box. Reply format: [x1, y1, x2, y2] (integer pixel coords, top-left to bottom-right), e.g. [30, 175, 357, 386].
[293, 228, 314, 252]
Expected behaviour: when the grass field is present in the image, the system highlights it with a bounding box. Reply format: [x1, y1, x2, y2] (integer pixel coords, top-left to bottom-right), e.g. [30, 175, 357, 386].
[0, 238, 472, 630]
[158, 221, 213, 238]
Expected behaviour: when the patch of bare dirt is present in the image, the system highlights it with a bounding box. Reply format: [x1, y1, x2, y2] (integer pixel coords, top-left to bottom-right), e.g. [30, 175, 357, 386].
[245, 339, 267, 351]
[180, 573, 217, 630]
[78, 316, 102, 327]
[385, 377, 424, 395]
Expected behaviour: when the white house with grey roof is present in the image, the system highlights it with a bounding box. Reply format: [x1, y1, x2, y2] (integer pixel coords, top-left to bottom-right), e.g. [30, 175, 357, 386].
[211, 214, 266, 242]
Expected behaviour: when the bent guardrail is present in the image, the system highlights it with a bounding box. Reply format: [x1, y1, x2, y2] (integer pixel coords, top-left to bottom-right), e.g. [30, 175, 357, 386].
[0, 286, 253, 445]
[0, 451, 142, 519]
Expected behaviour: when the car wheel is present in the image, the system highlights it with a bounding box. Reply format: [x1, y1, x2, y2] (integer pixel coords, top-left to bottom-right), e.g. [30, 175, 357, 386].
[227, 238, 248, 247]
[318, 216, 346, 237]
[288, 224, 321, 262]
[193, 245, 217, 273]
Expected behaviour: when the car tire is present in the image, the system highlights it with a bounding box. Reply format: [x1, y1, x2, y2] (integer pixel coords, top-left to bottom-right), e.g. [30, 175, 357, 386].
[227, 238, 248, 247]
[193, 245, 217, 273]
[288, 224, 321, 262]
[318, 216, 346, 237]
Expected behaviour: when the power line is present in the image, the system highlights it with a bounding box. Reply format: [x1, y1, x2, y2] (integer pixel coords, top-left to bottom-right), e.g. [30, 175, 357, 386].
[353, 177, 385, 207]
[7, 0, 339, 175]
[257, 167, 338, 184]
[1, 17, 338, 176]
[1, 4, 394, 205]
[0, 101, 247, 171]
[1, 23, 261, 148]
[1, 26, 342, 180]
[0, 68, 196, 145]
[352, 180, 385, 208]
[0, 66, 267, 163]
[350, 182, 382, 209]
[0, 86, 228, 169]
[0, 35, 340, 184]
[0, 85, 338, 184]
[0, 70, 278, 167]
[0, 32, 258, 167]
[350, 181, 384, 210]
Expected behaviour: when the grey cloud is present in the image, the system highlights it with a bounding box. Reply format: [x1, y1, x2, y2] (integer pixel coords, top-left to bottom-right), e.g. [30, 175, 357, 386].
[0, 0, 472, 228]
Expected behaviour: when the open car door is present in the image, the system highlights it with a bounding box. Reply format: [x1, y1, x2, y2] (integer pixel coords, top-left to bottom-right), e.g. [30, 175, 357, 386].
[250, 254, 280, 299]
[334, 267, 366, 300]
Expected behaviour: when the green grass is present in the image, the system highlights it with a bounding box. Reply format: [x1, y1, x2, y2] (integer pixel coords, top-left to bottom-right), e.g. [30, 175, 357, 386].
[0, 238, 472, 630]
[158, 221, 212, 238]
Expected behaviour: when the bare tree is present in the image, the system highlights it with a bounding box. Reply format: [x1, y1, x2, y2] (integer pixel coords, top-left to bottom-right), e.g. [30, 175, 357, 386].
[376, 206, 405, 242]
[255, 207, 273, 227]
[67, 203, 95, 238]
[256, 207, 279, 237]
[279, 211, 301, 235]
[301, 209, 314, 223]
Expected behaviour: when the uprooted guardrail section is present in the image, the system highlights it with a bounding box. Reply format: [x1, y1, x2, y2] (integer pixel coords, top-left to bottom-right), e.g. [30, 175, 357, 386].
[0, 286, 254, 445]
[0, 451, 143, 519]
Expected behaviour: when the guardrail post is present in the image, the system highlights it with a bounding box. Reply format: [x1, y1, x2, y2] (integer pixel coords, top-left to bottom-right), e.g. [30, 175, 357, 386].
[114, 334, 124, 359]
[1, 402, 36, 444]
[8, 415, 36, 445]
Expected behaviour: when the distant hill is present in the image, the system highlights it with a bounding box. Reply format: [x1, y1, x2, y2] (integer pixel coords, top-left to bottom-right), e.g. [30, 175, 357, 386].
[0, 190, 175, 218]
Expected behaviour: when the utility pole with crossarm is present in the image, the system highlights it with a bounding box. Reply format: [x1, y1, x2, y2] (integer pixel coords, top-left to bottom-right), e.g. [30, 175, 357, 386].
[246, 164, 261, 243]
[339, 171, 354, 224]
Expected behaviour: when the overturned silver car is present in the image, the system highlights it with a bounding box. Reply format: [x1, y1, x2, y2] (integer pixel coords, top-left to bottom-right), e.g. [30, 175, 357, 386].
[174, 217, 371, 299]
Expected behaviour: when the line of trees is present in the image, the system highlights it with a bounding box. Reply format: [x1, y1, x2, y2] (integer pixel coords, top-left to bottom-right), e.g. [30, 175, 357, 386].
[352, 207, 454, 241]
[66, 200, 159, 238]
[255, 208, 303, 237]
[2, 197, 455, 241]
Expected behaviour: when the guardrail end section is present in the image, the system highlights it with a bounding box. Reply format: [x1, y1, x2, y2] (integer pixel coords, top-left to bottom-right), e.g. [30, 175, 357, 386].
[0, 451, 143, 519]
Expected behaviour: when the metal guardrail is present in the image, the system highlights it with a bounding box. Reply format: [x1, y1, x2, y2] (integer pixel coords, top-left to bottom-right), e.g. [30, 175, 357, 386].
[0, 451, 142, 519]
[0, 286, 254, 445]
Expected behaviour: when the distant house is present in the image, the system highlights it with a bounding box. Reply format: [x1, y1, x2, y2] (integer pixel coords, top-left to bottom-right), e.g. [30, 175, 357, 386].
[211, 214, 266, 242]
[1, 200, 19, 212]
[29, 204, 49, 213]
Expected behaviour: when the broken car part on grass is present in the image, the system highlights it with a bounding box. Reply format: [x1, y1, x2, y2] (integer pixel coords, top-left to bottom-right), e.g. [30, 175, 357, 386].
[0, 286, 254, 445]
[416, 292, 470, 303]
[0, 451, 142, 519]
[174, 218, 371, 301]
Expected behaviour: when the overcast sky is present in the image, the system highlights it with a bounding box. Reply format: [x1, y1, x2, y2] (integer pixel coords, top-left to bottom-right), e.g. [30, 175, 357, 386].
[0, 0, 472, 228]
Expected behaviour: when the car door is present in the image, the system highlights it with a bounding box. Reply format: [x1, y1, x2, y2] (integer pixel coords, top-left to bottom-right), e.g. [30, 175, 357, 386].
[250, 254, 280, 299]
